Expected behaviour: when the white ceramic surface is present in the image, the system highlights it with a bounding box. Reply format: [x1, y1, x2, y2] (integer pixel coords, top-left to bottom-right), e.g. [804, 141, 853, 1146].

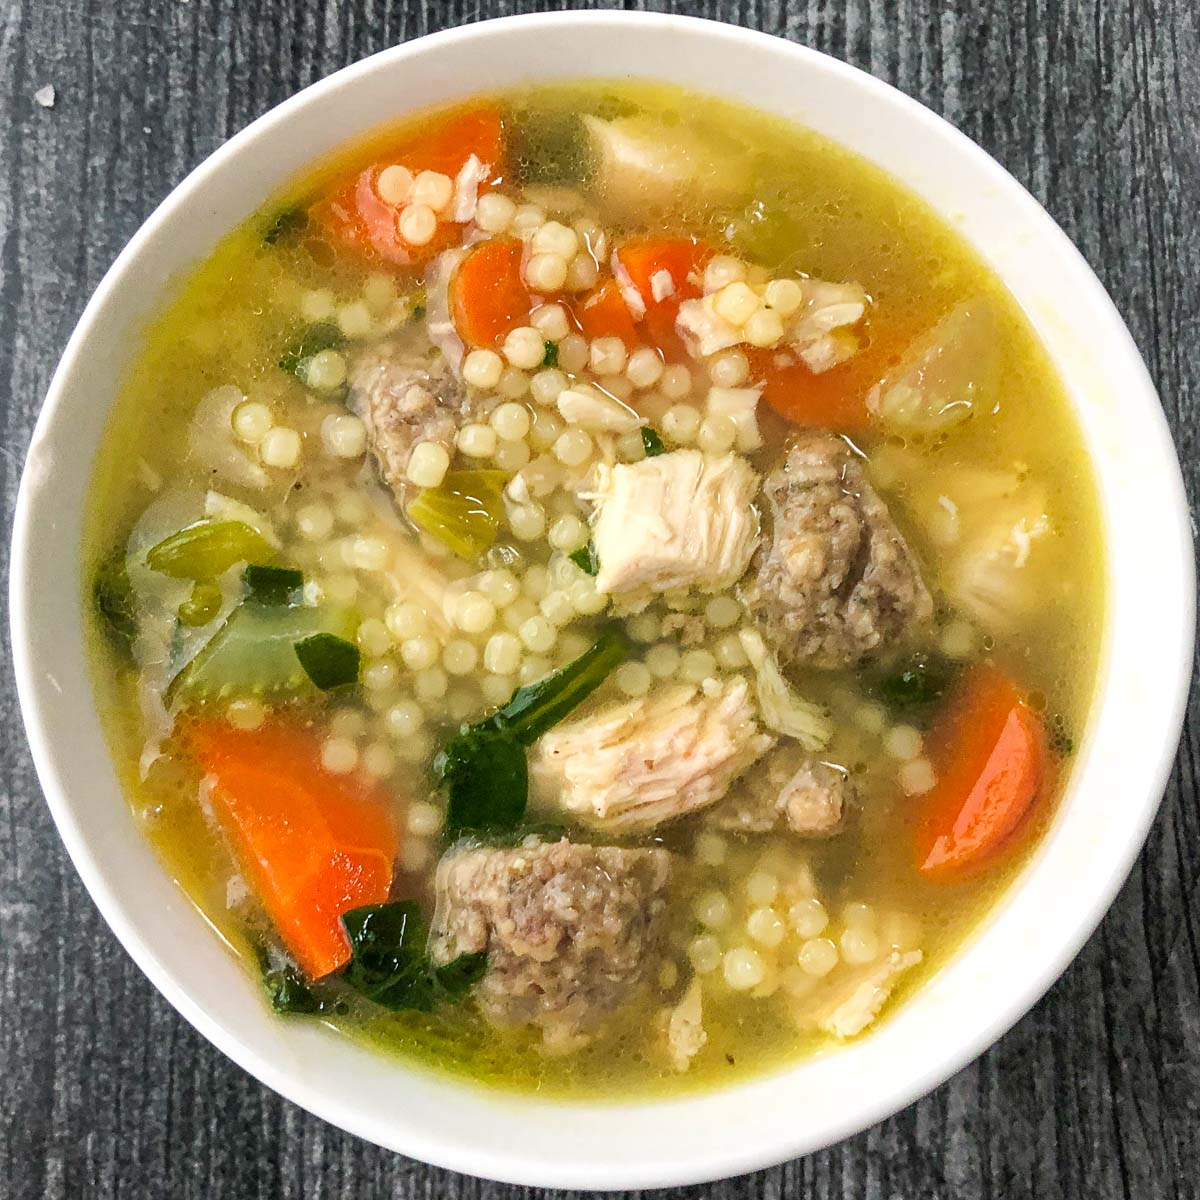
[9, 11, 1195, 1190]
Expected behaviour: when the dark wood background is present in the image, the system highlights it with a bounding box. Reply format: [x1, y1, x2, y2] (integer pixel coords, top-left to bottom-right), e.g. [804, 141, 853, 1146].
[2, 1, 1198, 1197]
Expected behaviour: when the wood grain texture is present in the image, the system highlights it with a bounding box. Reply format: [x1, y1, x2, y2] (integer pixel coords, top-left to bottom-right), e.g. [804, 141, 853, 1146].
[1, 1, 1197, 1196]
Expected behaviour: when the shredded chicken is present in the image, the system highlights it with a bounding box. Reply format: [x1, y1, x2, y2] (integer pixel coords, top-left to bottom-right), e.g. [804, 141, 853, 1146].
[590, 450, 760, 604]
[815, 949, 923, 1039]
[532, 678, 774, 831]
[665, 977, 707, 1071]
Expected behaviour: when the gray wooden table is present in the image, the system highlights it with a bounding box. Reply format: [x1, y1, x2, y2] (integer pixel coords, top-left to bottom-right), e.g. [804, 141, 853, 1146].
[2, 1, 1198, 1197]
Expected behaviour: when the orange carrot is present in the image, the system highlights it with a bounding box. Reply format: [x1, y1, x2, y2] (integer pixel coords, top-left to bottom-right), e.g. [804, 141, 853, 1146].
[451, 237, 534, 347]
[574, 277, 641, 347]
[749, 350, 875, 433]
[312, 104, 504, 269]
[915, 664, 1046, 880]
[189, 719, 400, 978]
[614, 237, 713, 358]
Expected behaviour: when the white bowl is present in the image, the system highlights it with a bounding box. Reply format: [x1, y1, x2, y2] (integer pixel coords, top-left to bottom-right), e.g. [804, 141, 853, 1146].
[10, 11, 1195, 1189]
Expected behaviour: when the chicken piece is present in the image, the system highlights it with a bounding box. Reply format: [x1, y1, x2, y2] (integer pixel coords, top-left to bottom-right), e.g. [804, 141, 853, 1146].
[709, 744, 851, 837]
[347, 347, 480, 501]
[788, 279, 869, 374]
[741, 434, 933, 669]
[532, 679, 774, 832]
[814, 949, 923, 1039]
[665, 977, 707, 1072]
[428, 838, 672, 1046]
[590, 450, 760, 604]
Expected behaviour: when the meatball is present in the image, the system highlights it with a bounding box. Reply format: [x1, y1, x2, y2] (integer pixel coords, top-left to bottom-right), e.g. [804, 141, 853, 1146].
[429, 839, 673, 1047]
[740, 433, 933, 668]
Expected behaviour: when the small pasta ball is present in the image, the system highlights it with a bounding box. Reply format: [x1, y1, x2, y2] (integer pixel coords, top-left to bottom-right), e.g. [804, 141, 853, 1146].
[457, 422, 498, 458]
[490, 401, 532, 441]
[743, 307, 785, 348]
[798, 936, 839, 977]
[898, 757, 937, 796]
[659, 364, 693, 400]
[723, 947, 767, 991]
[337, 300, 373, 338]
[407, 800, 444, 837]
[556, 332, 589, 373]
[747, 907, 787, 949]
[522, 564, 550, 601]
[614, 661, 653, 697]
[855, 702, 888, 734]
[704, 595, 742, 629]
[321, 413, 367, 459]
[411, 170, 453, 213]
[704, 254, 747, 293]
[548, 513, 588, 553]
[564, 252, 599, 291]
[714, 631, 749, 669]
[483, 631, 522, 675]
[321, 736, 359, 775]
[508, 503, 546, 541]
[885, 724, 923, 760]
[414, 666, 449, 702]
[708, 349, 750, 388]
[662, 404, 701, 444]
[385, 699, 424, 737]
[529, 409, 565, 452]
[530, 368, 569, 407]
[497, 366, 530, 399]
[532, 220, 579, 259]
[398, 203, 438, 247]
[519, 655, 553, 685]
[355, 617, 392, 657]
[454, 590, 496, 635]
[697, 414, 738, 454]
[502, 596, 538, 632]
[512, 203, 546, 233]
[385, 601, 427, 640]
[539, 590, 575, 627]
[687, 934, 722, 975]
[363, 273, 398, 313]
[406, 441, 450, 488]
[481, 672, 515, 706]
[645, 643, 681, 678]
[480, 568, 520, 608]
[323, 573, 358, 606]
[495, 438, 531, 473]
[300, 288, 335, 322]
[502, 326, 547, 370]
[232, 401, 273, 443]
[226, 697, 266, 731]
[679, 648, 717, 684]
[400, 636, 439, 671]
[519, 615, 557, 654]
[745, 869, 779, 906]
[788, 898, 829, 938]
[362, 741, 396, 778]
[335, 492, 370, 526]
[569, 579, 608, 616]
[626, 612, 660, 643]
[840, 926, 880, 965]
[260, 427, 302, 469]
[553, 429, 593, 467]
[330, 708, 367, 739]
[462, 348, 504, 389]
[442, 638, 479, 676]
[531, 303, 572, 343]
[625, 347, 665, 390]
[376, 164, 414, 205]
[474, 192, 516, 233]
[693, 831, 727, 867]
[714, 281, 761, 326]
[295, 503, 333, 541]
[764, 277, 805, 316]
[525, 252, 568, 293]
[362, 659, 397, 693]
[616, 429, 647, 462]
[694, 890, 732, 930]
[589, 336, 627, 376]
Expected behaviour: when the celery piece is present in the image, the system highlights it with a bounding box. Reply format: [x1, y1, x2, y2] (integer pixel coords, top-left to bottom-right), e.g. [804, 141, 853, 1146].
[407, 470, 507, 560]
[146, 520, 275, 580]
[178, 580, 223, 627]
[171, 603, 355, 701]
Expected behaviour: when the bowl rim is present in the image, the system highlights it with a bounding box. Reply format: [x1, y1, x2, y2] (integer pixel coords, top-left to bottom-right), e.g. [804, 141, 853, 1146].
[10, 9, 1196, 1189]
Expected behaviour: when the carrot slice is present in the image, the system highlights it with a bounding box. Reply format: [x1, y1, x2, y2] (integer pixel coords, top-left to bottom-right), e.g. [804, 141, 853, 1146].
[614, 237, 713, 358]
[312, 104, 504, 269]
[749, 350, 875, 433]
[188, 719, 400, 978]
[451, 237, 533, 348]
[575, 277, 642, 347]
[915, 664, 1047, 880]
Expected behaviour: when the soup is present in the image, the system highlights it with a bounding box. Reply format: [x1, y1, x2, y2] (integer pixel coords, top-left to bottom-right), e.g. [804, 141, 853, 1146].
[84, 82, 1104, 1095]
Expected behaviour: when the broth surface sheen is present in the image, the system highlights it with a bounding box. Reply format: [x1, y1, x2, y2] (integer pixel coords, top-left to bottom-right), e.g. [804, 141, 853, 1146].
[84, 81, 1105, 1097]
